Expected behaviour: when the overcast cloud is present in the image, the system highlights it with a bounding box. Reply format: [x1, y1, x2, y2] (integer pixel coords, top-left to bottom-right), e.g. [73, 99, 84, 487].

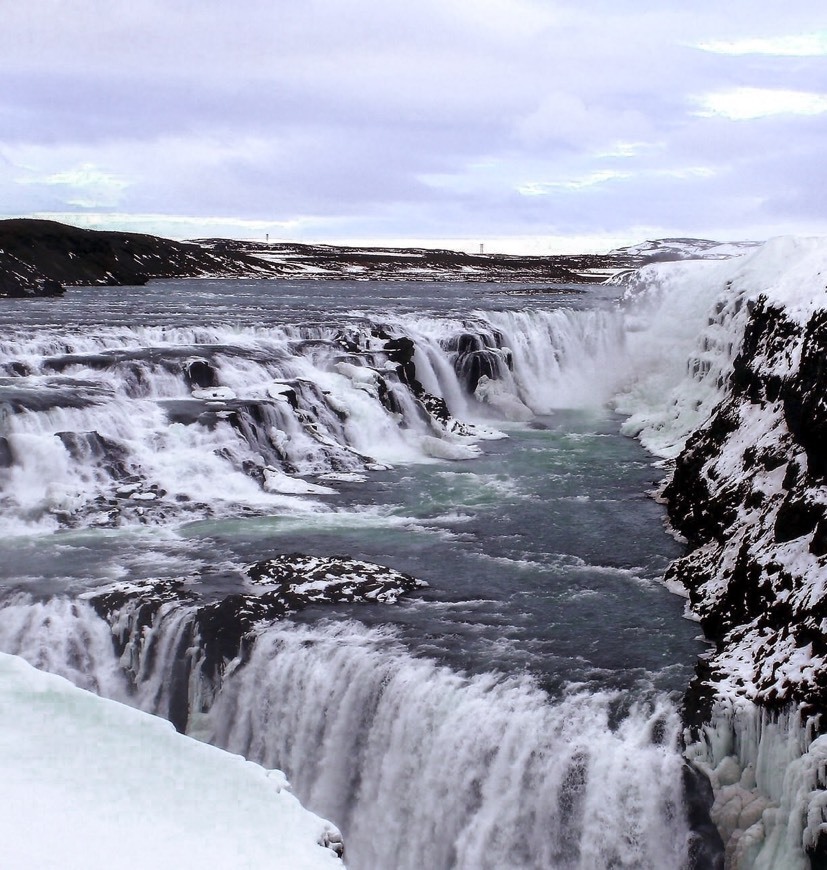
[1, 0, 825, 252]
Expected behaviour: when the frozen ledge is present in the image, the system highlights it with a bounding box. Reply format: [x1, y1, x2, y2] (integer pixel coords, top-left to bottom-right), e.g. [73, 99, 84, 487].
[0, 652, 344, 870]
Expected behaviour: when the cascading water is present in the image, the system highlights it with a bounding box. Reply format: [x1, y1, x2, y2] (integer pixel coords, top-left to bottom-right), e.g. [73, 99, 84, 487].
[0, 304, 629, 536]
[0, 278, 725, 868]
[0, 595, 698, 870]
[203, 620, 693, 870]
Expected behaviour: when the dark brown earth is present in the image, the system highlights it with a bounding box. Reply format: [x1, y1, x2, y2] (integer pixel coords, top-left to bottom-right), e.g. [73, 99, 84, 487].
[0, 219, 277, 297]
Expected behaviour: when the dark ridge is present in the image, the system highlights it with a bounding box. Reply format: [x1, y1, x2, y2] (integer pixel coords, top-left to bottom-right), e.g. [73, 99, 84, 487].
[0, 218, 279, 298]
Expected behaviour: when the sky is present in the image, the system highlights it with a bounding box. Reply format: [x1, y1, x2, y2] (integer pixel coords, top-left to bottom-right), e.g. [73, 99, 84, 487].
[1, 0, 826, 253]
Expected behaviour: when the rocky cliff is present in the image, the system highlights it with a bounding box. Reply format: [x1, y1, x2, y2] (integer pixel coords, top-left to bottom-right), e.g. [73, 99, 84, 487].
[668, 296, 827, 718]
[630, 239, 827, 868]
[652, 241, 827, 719]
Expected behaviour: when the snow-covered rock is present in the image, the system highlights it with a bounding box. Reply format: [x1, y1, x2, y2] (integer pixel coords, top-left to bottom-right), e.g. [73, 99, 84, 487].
[659, 239, 827, 712]
[86, 555, 427, 704]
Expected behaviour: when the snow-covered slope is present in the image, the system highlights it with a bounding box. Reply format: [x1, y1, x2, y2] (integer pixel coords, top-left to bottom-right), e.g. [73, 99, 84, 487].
[612, 238, 761, 263]
[0, 652, 344, 870]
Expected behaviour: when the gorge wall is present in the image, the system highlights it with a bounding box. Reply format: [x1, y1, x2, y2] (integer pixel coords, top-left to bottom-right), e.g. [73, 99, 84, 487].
[630, 239, 827, 869]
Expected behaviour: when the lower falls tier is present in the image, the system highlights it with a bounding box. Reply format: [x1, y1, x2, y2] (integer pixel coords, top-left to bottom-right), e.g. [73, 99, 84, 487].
[0, 595, 717, 869]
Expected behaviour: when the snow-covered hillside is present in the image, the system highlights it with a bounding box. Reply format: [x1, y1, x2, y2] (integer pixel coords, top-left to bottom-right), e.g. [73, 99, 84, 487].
[612, 237, 761, 262]
[0, 652, 344, 870]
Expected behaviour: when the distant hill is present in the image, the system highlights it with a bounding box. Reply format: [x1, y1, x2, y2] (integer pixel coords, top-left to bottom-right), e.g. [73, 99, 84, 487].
[0, 219, 758, 298]
[610, 237, 761, 262]
[0, 219, 277, 298]
[191, 237, 590, 283]
[192, 236, 759, 283]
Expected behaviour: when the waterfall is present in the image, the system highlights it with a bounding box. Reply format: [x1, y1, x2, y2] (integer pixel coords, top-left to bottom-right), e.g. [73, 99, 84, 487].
[0, 288, 734, 867]
[203, 620, 693, 870]
[0, 596, 697, 870]
[0, 308, 631, 536]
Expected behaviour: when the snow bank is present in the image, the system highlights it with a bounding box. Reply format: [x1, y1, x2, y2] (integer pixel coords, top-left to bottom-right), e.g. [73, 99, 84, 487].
[0, 652, 344, 870]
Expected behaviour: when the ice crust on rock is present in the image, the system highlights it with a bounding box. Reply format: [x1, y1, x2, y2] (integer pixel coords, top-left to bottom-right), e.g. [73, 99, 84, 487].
[0, 651, 344, 870]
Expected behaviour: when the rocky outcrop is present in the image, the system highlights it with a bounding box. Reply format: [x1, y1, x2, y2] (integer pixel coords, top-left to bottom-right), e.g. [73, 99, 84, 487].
[666, 294, 827, 715]
[87, 554, 426, 729]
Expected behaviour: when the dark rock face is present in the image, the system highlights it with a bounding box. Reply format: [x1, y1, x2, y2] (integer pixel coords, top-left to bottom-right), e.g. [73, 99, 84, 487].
[0, 437, 12, 468]
[383, 336, 422, 394]
[808, 831, 827, 870]
[185, 359, 219, 390]
[683, 764, 726, 870]
[785, 309, 827, 478]
[446, 330, 513, 393]
[665, 295, 827, 714]
[56, 431, 131, 480]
